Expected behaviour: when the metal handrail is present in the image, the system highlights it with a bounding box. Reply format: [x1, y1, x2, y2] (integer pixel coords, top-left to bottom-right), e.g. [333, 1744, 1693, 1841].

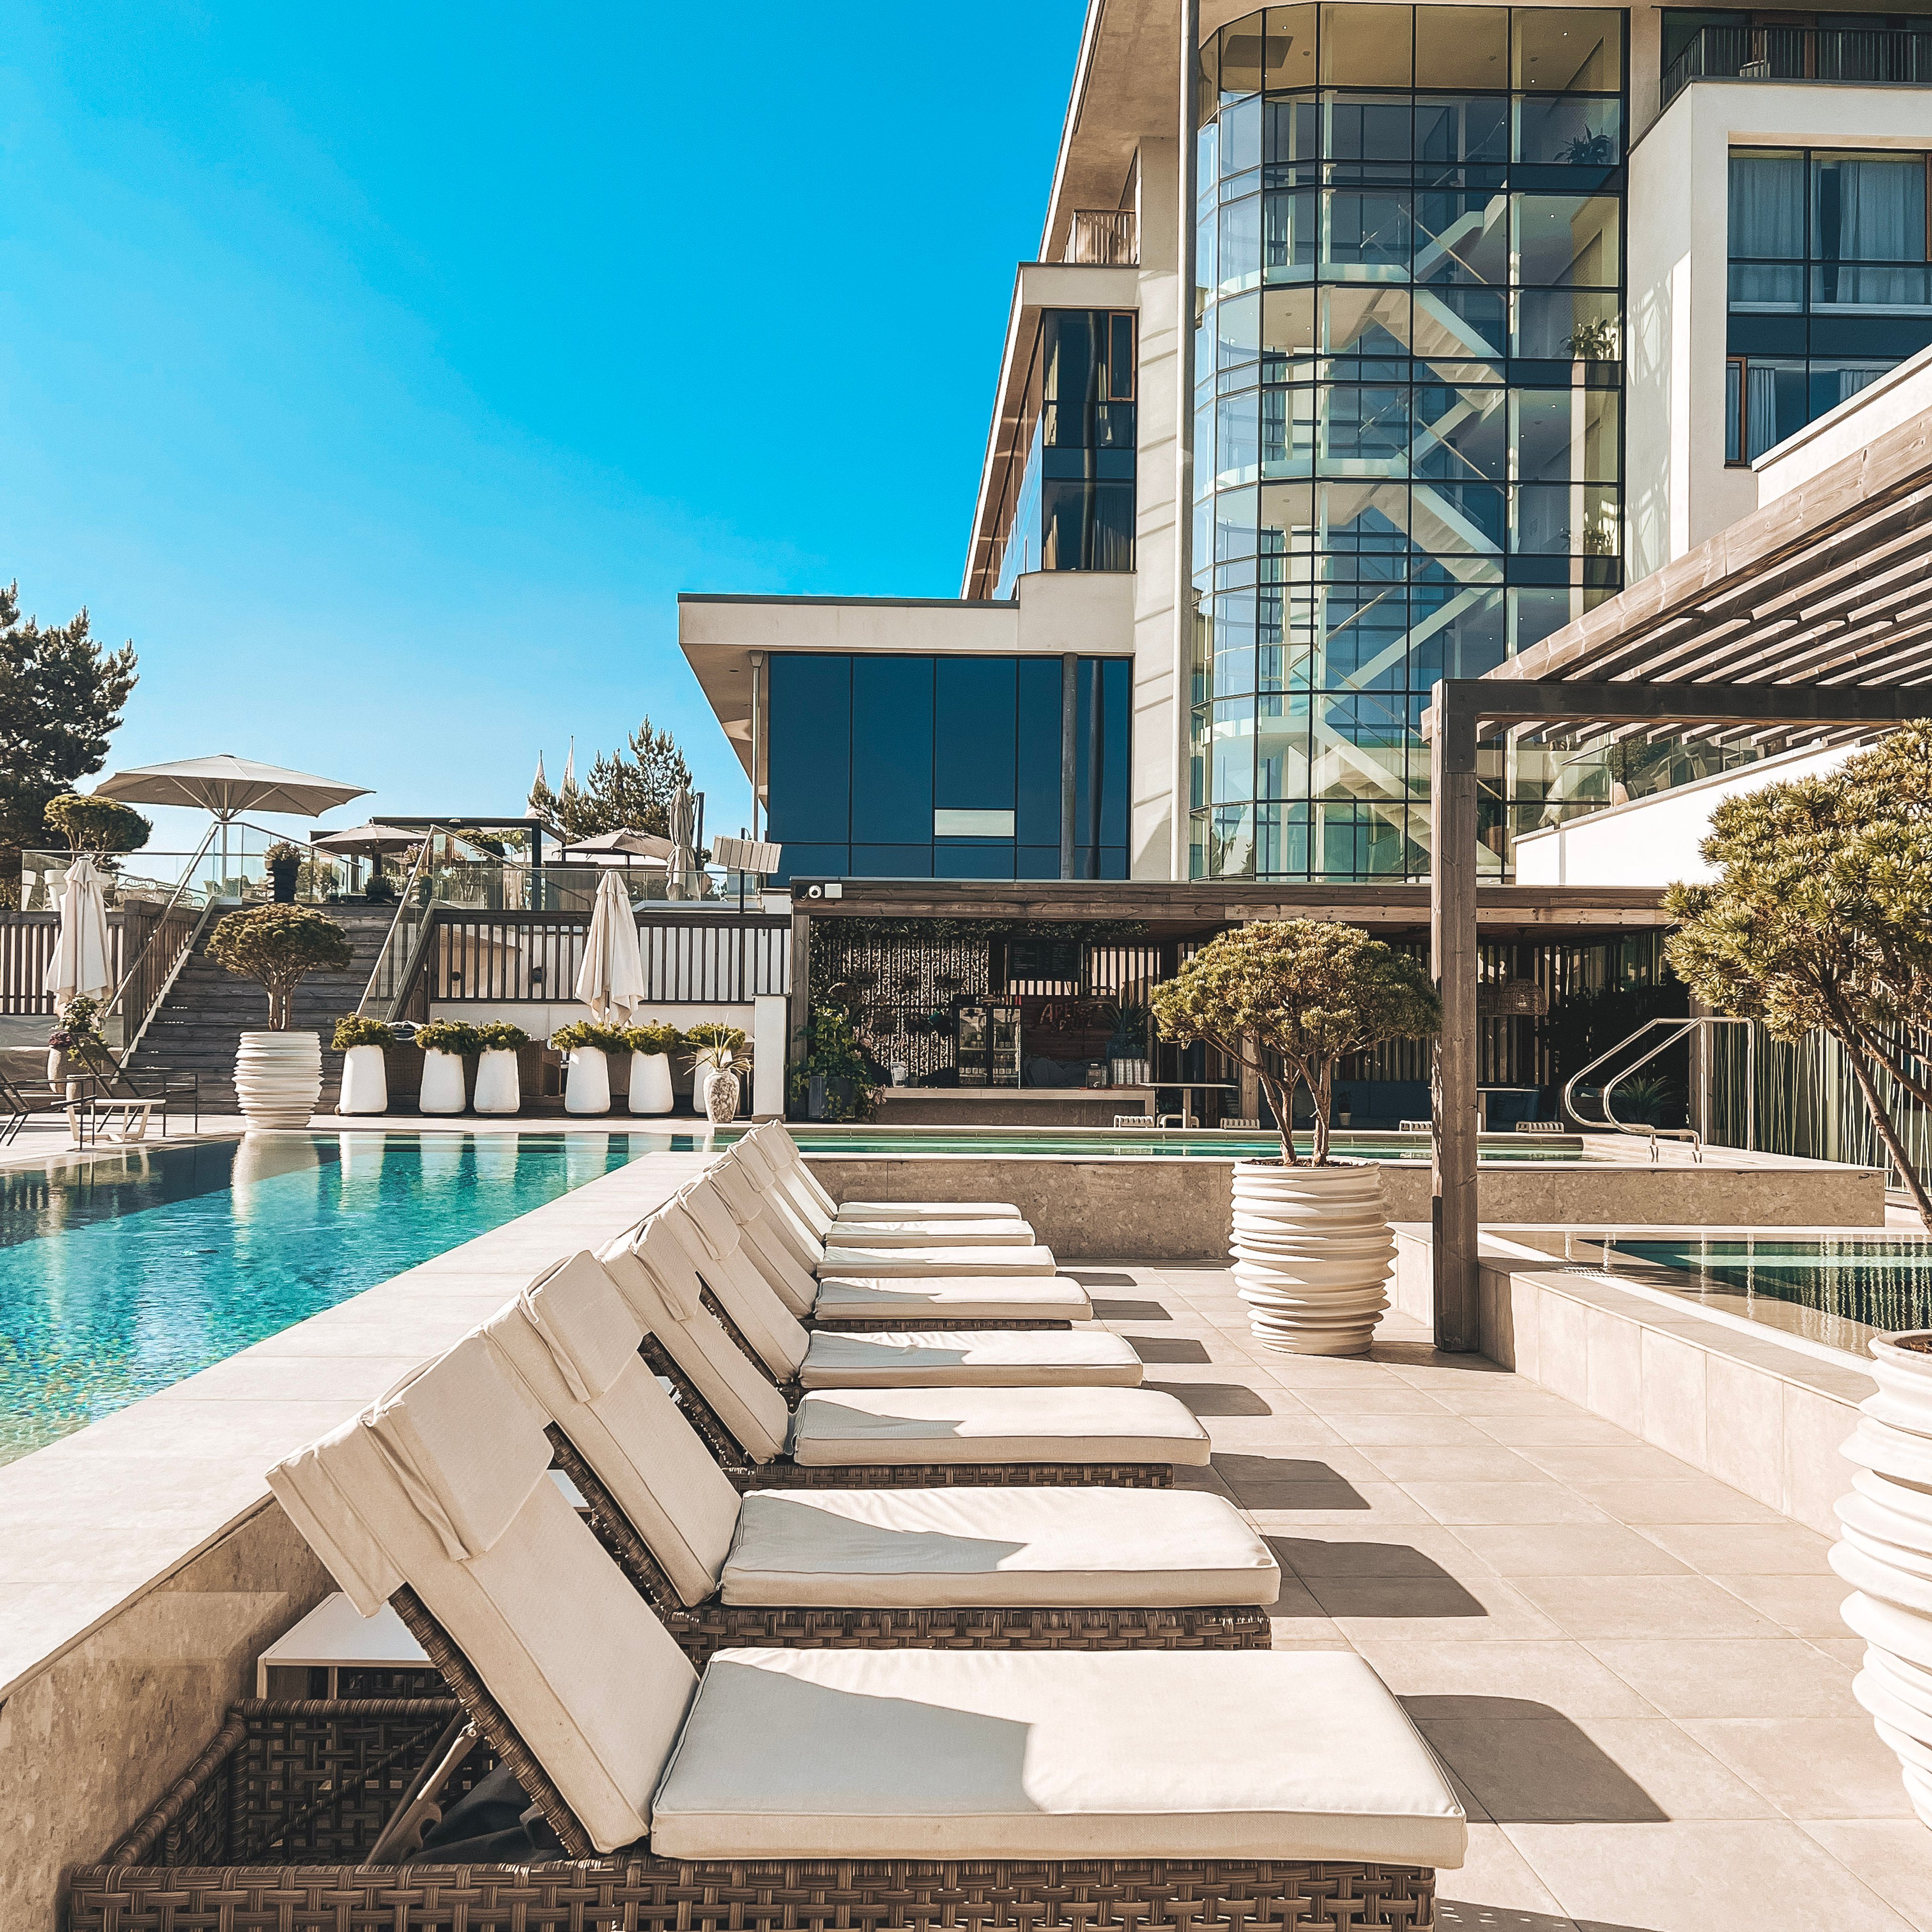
[96, 820, 217, 1064]
[355, 839, 434, 1019]
[117, 898, 220, 1069]
[1561, 1016, 1755, 1164]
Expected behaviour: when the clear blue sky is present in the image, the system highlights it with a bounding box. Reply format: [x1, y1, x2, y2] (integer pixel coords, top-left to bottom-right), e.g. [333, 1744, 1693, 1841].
[2, 2, 1085, 851]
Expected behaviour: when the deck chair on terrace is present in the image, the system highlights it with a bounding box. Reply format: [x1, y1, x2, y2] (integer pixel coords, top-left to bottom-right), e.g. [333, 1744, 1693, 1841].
[735, 1121, 1024, 1227]
[240, 1333, 1462, 1921]
[599, 1212, 1210, 1487]
[471, 1251, 1276, 1658]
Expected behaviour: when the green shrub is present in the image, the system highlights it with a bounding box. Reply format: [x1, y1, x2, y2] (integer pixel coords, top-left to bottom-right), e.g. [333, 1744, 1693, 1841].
[476, 1021, 530, 1052]
[208, 905, 354, 1029]
[333, 1014, 393, 1052]
[265, 841, 304, 866]
[45, 793, 151, 855]
[682, 1020, 746, 1055]
[415, 1019, 482, 1056]
[626, 1022, 683, 1056]
[551, 1020, 634, 1053]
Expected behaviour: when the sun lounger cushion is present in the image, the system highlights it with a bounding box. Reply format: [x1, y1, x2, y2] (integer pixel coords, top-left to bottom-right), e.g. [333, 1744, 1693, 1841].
[720, 1487, 1277, 1607]
[835, 1200, 1022, 1220]
[664, 1187, 814, 1375]
[811, 1275, 1093, 1324]
[788, 1387, 1211, 1467]
[817, 1244, 1059, 1279]
[476, 1254, 743, 1605]
[821, 1219, 1036, 1247]
[650, 1647, 1467, 1863]
[704, 1163, 825, 1312]
[797, 1329, 1142, 1388]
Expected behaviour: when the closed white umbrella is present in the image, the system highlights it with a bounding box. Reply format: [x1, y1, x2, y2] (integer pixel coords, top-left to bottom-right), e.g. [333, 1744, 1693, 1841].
[43, 854, 115, 1009]
[667, 782, 697, 900]
[573, 868, 647, 1024]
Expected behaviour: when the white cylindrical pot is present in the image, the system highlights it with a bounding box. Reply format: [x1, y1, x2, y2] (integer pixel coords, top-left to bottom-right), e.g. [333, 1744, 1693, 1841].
[473, 1048, 521, 1115]
[565, 1045, 611, 1115]
[630, 1052, 674, 1115]
[339, 1043, 388, 1115]
[234, 1030, 323, 1131]
[1229, 1158, 1394, 1356]
[1833, 1331, 1932, 1825]
[705, 1067, 742, 1124]
[419, 1049, 467, 1115]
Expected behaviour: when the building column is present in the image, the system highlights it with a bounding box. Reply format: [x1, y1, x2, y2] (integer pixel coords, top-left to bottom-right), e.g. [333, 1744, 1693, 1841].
[787, 907, 811, 1120]
[1061, 653, 1078, 879]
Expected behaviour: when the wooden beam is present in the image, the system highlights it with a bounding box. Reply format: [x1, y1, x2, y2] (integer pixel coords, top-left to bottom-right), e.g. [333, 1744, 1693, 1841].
[1430, 688, 1481, 1355]
[787, 908, 811, 1121]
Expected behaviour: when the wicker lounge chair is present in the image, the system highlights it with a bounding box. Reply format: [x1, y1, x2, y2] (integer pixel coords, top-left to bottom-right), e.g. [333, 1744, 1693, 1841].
[599, 1211, 1208, 1487]
[207, 1335, 1463, 1925]
[734, 1121, 1020, 1226]
[467, 1250, 1275, 1658]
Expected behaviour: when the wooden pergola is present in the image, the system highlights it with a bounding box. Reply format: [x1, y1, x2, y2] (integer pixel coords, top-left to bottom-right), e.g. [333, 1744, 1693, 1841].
[1425, 402, 1932, 1352]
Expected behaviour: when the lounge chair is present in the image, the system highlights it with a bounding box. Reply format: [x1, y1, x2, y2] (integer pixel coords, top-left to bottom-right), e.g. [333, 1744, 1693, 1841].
[693, 1165, 1094, 1329]
[734, 1121, 1021, 1226]
[473, 1251, 1276, 1657]
[600, 1213, 1210, 1486]
[246, 1333, 1462, 1912]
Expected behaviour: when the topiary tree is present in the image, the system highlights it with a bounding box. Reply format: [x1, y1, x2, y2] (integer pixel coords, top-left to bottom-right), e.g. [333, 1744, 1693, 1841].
[208, 904, 354, 1030]
[1150, 920, 1440, 1165]
[44, 792, 151, 854]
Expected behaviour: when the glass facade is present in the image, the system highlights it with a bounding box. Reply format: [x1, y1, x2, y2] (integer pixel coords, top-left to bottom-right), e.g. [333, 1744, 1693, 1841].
[1726, 146, 1932, 464]
[765, 653, 1131, 881]
[992, 311, 1138, 598]
[1189, 4, 1627, 881]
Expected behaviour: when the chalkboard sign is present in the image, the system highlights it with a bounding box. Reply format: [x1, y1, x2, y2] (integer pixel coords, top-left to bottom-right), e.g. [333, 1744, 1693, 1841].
[1478, 981, 1549, 1018]
[1008, 937, 1082, 982]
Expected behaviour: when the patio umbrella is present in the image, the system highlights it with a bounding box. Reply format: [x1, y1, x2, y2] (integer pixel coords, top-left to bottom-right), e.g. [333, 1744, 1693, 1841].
[573, 868, 647, 1024]
[558, 828, 674, 864]
[308, 822, 421, 854]
[43, 854, 114, 1008]
[667, 782, 697, 900]
[93, 755, 369, 820]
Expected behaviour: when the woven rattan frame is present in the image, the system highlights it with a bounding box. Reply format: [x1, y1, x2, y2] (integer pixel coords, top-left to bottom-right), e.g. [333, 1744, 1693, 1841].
[810, 1316, 1075, 1331]
[544, 1426, 1269, 1662]
[70, 1702, 1438, 1931]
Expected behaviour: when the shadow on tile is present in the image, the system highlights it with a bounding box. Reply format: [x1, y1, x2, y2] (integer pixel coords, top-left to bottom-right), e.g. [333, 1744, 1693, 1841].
[1268, 1535, 1490, 1598]
[1151, 1381, 1274, 1416]
[1067, 1272, 1141, 1288]
[1092, 1299, 1172, 1321]
[1127, 1335, 1212, 1363]
[1214, 1454, 1366, 1509]
[1405, 1696, 1668, 1824]
[1439, 1909, 1645, 1932]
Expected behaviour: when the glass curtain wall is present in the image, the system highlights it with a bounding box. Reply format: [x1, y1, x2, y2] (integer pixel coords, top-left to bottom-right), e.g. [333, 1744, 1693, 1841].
[1727, 147, 1932, 464]
[1190, 4, 1627, 881]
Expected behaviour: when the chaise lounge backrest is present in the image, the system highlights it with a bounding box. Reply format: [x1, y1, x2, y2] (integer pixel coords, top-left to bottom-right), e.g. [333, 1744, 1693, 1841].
[475, 1251, 742, 1606]
[265, 1333, 698, 1853]
[668, 1180, 815, 1367]
[733, 1126, 837, 1242]
[701, 1161, 822, 1316]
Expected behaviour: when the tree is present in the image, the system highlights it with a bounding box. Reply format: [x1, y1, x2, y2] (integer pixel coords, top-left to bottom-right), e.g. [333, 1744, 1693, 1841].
[1663, 721, 1932, 1220]
[529, 716, 693, 843]
[1150, 920, 1440, 1164]
[208, 905, 354, 1030]
[44, 793, 151, 855]
[0, 583, 138, 861]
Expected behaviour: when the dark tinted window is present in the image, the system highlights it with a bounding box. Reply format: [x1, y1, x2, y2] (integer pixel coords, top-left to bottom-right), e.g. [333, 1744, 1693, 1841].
[851, 656, 933, 843]
[766, 655, 849, 845]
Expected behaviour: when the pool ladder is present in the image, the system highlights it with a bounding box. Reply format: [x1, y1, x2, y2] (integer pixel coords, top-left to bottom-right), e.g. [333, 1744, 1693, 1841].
[1560, 1016, 1755, 1164]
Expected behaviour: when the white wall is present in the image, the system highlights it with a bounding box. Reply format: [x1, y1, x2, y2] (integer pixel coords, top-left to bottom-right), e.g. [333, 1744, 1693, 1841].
[429, 1000, 755, 1041]
[1755, 341, 1932, 504]
[1512, 743, 1856, 888]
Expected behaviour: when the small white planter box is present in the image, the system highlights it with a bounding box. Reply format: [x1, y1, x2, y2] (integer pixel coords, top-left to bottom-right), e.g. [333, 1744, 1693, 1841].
[630, 1052, 673, 1115]
[472, 1049, 521, 1115]
[338, 1043, 388, 1115]
[565, 1046, 611, 1115]
[234, 1031, 323, 1131]
[1230, 1158, 1395, 1356]
[419, 1049, 467, 1115]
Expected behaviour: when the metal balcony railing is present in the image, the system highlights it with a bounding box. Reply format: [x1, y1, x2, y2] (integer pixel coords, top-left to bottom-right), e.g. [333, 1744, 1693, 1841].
[1064, 209, 1138, 266]
[1663, 22, 1932, 105]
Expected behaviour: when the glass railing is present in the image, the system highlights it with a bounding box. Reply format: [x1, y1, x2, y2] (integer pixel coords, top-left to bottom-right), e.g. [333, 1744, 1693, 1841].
[20, 831, 357, 910]
[1664, 23, 1932, 104]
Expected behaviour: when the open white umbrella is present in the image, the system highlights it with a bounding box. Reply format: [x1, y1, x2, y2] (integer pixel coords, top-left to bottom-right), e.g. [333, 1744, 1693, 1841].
[43, 854, 114, 1008]
[573, 868, 647, 1024]
[93, 755, 369, 820]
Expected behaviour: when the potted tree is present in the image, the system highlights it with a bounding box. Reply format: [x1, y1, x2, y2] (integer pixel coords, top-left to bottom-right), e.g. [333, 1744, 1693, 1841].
[332, 1014, 392, 1115]
[625, 1022, 681, 1115]
[550, 1020, 631, 1114]
[413, 1019, 479, 1114]
[1151, 920, 1439, 1356]
[682, 1020, 747, 1117]
[208, 905, 354, 1129]
[473, 1020, 530, 1114]
[264, 841, 304, 904]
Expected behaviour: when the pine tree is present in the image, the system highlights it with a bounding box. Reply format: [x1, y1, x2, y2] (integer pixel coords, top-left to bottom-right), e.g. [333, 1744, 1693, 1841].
[528, 716, 693, 842]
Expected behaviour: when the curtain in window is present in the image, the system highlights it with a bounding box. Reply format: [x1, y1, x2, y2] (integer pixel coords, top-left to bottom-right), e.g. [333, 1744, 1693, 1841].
[1745, 362, 1783, 462]
[1729, 152, 1806, 306]
[1817, 156, 1925, 305]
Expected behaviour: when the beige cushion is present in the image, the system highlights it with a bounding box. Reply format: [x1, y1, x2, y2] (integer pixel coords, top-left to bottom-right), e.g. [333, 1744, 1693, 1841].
[812, 1275, 1093, 1324]
[267, 1336, 699, 1855]
[667, 1184, 811, 1381]
[826, 1219, 1036, 1247]
[789, 1386, 1211, 1467]
[836, 1199, 1022, 1220]
[650, 1648, 1466, 1864]
[707, 1162, 823, 1312]
[734, 1130, 834, 1239]
[753, 1123, 838, 1213]
[798, 1329, 1142, 1388]
[721, 1486, 1277, 1607]
[818, 1244, 1059, 1279]
[476, 1254, 743, 1607]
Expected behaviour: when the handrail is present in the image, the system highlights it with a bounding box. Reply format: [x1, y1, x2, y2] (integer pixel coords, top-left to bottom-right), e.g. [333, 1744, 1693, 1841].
[93, 820, 218, 1065]
[1561, 1015, 1754, 1163]
[355, 838, 434, 1019]
[117, 898, 221, 1068]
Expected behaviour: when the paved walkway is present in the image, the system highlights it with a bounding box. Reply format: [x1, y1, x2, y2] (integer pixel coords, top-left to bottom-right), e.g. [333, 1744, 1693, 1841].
[1087, 1262, 1922, 1932]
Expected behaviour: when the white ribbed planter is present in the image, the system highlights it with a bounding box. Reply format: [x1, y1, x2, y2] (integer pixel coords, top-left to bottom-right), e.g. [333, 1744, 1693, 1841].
[234, 1030, 323, 1131]
[419, 1049, 467, 1115]
[630, 1052, 674, 1115]
[338, 1044, 388, 1115]
[473, 1049, 521, 1114]
[565, 1046, 611, 1115]
[1230, 1158, 1395, 1356]
[1832, 1331, 1932, 1824]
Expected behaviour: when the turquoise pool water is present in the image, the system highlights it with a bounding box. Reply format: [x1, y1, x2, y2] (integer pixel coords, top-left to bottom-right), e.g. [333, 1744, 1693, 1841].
[0, 1131, 699, 1465]
[764, 1129, 1583, 1162]
[1610, 1237, 1932, 1333]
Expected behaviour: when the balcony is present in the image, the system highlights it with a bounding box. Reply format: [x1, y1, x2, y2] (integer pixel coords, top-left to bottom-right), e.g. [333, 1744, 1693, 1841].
[1063, 209, 1138, 266]
[1663, 21, 1932, 105]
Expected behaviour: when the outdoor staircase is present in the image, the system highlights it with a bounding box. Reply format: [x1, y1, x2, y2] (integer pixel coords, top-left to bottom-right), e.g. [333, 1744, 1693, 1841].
[126, 907, 398, 1114]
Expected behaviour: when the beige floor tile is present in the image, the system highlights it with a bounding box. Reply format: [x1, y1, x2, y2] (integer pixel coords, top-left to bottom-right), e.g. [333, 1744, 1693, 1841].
[1511, 1574, 1788, 1640]
[1800, 1821, 1932, 1932]
[1206, 1446, 1389, 1500]
[1326, 1412, 1504, 1447]
[1243, 1485, 1445, 1523]
[1403, 1481, 1617, 1526]
[1503, 1820, 1915, 1930]
[1567, 1478, 1788, 1526]
[1437, 1824, 1579, 1929]
[1467, 1413, 1646, 1448]
[1355, 1638, 1658, 1716]
[1359, 1446, 1550, 1483]
[1809, 1636, 1872, 1670]
[1714, 1572, 1859, 1637]
[1681, 1718, 1916, 1820]
[1311, 1568, 1565, 1641]
[1582, 1638, 1859, 1719]
[1515, 1445, 1706, 1485]
[1452, 1523, 1694, 1577]
[1295, 1387, 1460, 1414]
[1635, 1521, 1838, 1575]
[1265, 1525, 1490, 1576]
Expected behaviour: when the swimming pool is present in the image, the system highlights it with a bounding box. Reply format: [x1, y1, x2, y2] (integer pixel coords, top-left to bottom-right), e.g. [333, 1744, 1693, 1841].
[1603, 1236, 1932, 1337]
[761, 1128, 1586, 1162]
[0, 1131, 700, 1465]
